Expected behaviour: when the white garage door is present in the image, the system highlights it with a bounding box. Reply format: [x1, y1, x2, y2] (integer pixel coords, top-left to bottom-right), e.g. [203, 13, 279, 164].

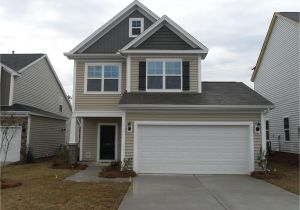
[136, 123, 252, 174]
[0, 127, 22, 163]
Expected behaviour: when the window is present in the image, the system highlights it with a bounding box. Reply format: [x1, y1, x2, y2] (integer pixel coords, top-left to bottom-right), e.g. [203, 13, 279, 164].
[129, 18, 144, 37]
[58, 96, 63, 112]
[146, 60, 182, 91]
[85, 63, 120, 93]
[284, 118, 290, 141]
[266, 120, 269, 140]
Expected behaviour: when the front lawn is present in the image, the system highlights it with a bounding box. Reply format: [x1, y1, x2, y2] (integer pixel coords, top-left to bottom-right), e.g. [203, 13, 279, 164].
[1, 160, 129, 210]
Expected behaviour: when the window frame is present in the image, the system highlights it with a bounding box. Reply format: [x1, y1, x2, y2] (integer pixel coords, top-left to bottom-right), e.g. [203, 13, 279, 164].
[58, 96, 63, 113]
[129, 18, 144, 37]
[146, 58, 183, 92]
[283, 117, 290, 141]
[265, 120, 269, 140]
[84, 63, 121, 94]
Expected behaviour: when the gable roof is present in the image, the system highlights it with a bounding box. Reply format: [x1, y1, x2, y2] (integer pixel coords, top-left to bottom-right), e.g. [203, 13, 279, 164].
[119, 82, 273, 110]
[67, 0, 159, 55]
[1, 53, 72, 109]
[251, 12, 300, 81]
[120, 15, 209, 56]
[0, 54, 45, 72]
[278, 12, 300, 23]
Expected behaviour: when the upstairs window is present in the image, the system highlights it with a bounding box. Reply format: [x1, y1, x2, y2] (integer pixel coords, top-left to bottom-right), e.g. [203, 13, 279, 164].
[85, 63, 121, 94]
[129, 18, 144, 37]
[146, 59, 182, 91]
[283, 118, 290, 141]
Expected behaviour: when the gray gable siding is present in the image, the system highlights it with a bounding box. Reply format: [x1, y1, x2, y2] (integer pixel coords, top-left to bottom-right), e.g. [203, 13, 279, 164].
[12, 58, 72, 141]
[254, 17, 300, 154]
[82, 10, 154, 53]
[1, 68, 11, 105]
[134, 26, 195, 50]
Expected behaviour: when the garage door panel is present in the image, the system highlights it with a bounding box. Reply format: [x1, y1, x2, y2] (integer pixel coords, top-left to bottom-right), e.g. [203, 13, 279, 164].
[0, 127, 22, 162]
[136, 124, 250, 174]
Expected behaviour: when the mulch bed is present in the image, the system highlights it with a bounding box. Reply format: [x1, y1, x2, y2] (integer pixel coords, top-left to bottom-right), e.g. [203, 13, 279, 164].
[99, 170, 136, 178]
[268, 152, 299, 168]
[51, 163, 88, 170]
[251, 171, 282, 180]
[1, 179, 22, 189]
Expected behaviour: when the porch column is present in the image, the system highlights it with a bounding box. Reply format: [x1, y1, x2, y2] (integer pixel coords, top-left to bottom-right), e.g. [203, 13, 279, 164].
[261, 112, 267, 151]
[69, 116, 77, 144]
[68, 116, 78, 164]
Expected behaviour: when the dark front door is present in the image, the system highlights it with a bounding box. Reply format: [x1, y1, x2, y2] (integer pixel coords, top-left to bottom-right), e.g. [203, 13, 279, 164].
[100, 125, 115, 160]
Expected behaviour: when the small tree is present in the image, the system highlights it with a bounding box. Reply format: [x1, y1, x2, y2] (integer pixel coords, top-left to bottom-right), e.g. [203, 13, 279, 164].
[0, 113, 22, 179]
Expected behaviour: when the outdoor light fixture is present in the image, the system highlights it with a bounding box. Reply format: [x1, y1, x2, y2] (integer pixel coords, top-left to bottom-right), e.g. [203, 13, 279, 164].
[255, 123, 261, 134]
[127, 122, 132, 133]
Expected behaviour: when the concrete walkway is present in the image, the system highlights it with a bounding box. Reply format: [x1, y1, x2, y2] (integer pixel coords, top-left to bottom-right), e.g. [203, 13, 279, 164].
[119, 175, 299, 210]
[65, 166, 130, 183]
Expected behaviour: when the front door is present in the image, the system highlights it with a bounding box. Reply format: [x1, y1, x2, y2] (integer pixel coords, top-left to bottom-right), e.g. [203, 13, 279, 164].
[99, 125, 116, 160]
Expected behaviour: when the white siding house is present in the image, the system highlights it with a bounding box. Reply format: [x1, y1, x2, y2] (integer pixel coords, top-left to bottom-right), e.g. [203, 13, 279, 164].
[252, 12, 300, 154]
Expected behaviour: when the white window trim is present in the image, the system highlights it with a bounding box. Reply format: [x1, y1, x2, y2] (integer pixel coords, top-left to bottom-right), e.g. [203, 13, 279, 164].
[129, 18, 144, 37]
[84, 63, 121, 94]
[97, 123, 118, 162]
[146, 58, 182, 92]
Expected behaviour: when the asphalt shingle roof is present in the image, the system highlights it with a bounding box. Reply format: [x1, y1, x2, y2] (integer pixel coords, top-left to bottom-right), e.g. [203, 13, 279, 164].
[278, 12, 300, 23]
[0, 54, 45, 71]
[0, 104, 67, 120]
[119, 82, 273, 106]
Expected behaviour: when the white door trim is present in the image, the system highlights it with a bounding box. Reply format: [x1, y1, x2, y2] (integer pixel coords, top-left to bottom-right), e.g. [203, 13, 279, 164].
[133, 121, 255, 174]
[97, 123, 118, 162]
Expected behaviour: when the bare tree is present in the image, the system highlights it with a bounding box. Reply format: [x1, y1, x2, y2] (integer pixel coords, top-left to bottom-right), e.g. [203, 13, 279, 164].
[0, 113, 22, 179]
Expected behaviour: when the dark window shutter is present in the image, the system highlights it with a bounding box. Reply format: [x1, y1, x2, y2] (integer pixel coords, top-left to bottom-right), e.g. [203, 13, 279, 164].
[182, 61, 190, 91]
[139, 61, 146, 91]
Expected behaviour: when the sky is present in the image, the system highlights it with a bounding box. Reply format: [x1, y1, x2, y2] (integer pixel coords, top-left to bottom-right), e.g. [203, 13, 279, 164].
[0, 0, 299, 96]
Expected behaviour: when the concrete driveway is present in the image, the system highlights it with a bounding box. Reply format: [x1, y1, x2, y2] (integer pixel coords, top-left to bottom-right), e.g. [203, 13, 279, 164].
[119, 175, 299, 210]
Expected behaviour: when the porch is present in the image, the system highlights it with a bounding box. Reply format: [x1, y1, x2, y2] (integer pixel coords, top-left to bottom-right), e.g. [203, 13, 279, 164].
[69, 112, 125, 164]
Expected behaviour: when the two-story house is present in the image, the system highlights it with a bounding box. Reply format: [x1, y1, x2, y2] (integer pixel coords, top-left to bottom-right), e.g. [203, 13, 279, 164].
[252, 12, 300, 154]
[0, 53, 72, 162]
[65, 1, 273, 174]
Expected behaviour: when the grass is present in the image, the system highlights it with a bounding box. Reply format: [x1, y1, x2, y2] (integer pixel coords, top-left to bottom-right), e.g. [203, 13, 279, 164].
[265, 152, 299, 195]
[0, 160, 129, 210]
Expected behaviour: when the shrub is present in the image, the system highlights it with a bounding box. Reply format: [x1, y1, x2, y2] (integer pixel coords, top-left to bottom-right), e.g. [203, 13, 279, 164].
[53, 145, 69, 165]
[121, 158, 133, 172]
[256, 147, 270, 174]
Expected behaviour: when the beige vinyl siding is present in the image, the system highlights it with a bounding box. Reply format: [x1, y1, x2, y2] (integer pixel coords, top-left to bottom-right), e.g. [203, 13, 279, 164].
[82, 117, 122, 161]
[29, 115, 66, 158]
[254, 17, 300, 154]
[0, 68, 11, 105]
[75, 60, 126, 111]
[125, 112, 262, 170]
[130, 55, 199, 92]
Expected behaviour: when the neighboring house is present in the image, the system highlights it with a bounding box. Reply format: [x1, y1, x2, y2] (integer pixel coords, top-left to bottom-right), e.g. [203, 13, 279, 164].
[0, 53, 72, 162]
[65, 0, 273, 174]
[251, 12, 300, 154]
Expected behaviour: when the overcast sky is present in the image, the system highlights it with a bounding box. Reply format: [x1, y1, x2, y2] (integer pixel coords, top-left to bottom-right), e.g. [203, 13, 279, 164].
[1, 0, 299, 95]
